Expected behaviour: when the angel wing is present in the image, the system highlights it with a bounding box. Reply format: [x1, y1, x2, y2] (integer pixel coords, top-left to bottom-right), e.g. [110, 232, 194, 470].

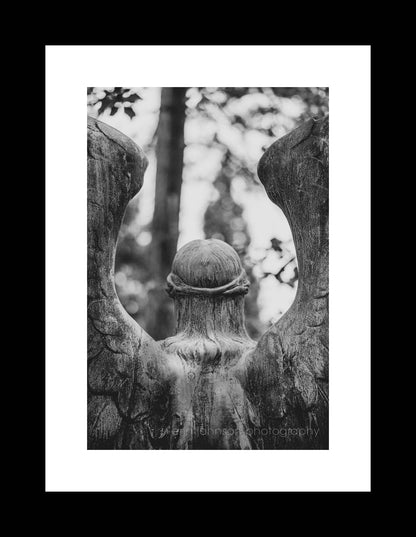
[87, 117, 175, 449]
[237, 116, 329, 449]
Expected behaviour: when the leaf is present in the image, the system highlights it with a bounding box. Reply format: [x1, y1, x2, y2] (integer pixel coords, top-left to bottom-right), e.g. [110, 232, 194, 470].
[97, 96, 114, 115]
[122, 92, 141, 103]
[270, 238, 283, 252]
[123, 106, 135, 119]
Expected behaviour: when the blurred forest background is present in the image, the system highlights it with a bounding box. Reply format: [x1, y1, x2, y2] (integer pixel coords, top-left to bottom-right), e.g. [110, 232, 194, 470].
[87, 87, 328, 341]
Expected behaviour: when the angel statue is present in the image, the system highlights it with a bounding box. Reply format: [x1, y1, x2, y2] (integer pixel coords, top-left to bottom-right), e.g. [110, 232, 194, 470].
[87, 114, 328, 450]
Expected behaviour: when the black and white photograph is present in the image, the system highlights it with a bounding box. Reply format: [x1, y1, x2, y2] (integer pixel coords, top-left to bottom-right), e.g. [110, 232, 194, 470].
[87, 87, 329, 450]
[46, 45, 371, 491]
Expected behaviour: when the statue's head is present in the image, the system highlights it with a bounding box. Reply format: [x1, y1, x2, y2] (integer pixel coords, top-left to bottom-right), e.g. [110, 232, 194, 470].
[165, 238, 251, 344]
[167, 239, 250, 298]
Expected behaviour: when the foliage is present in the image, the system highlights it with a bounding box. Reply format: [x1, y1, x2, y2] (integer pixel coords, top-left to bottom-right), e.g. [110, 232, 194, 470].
[88, 87, 142, 118]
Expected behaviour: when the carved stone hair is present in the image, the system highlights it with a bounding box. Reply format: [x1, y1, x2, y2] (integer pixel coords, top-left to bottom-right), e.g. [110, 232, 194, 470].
[166, 239, 250, 298]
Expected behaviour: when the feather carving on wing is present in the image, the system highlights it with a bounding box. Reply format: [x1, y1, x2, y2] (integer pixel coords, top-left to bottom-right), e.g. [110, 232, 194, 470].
[236, 116, 329, 448]
[87, 117, 175, 449]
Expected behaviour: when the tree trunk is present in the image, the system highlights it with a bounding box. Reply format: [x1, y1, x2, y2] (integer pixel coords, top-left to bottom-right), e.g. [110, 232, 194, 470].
[147, 87, 187, 340]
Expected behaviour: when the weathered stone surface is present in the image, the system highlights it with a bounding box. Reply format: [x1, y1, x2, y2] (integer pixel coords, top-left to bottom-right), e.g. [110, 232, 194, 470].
[87, 117, 174, 449]
[238, 116, 329, 448]
[87, 115, 329, 450]
[162, 239, 258, 449]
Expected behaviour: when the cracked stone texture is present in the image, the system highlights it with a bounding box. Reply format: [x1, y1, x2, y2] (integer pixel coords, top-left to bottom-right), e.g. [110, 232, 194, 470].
[238, 116, 329, 448]
[87, 115, 329, 449]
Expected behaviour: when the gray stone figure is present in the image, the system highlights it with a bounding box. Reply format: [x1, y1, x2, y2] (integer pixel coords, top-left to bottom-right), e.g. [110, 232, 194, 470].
[87, 114, 328, 449]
